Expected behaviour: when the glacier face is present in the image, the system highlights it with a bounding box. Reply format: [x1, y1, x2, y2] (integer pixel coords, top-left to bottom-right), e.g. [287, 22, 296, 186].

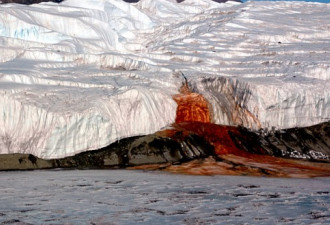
[0, 0, 329, 158]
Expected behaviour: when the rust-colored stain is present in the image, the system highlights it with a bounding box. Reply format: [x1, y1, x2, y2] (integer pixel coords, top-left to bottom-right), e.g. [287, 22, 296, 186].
[173, 83, 211, 123]
[163, 155, 330, 178]
[157, 122, 249, 156]
[155, 122, 330, 178]
[146, 84, 330, 178]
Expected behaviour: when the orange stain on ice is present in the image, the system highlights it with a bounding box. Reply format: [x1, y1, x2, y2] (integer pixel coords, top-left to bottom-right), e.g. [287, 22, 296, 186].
[169, 84, 256, 155]
[170, 83, 246, 155]
[153, 83, 330, 177]
[173, 84, 211, 124]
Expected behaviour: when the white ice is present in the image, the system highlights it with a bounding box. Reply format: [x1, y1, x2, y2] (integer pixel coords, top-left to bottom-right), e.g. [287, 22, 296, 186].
[0, 0, 329, 158]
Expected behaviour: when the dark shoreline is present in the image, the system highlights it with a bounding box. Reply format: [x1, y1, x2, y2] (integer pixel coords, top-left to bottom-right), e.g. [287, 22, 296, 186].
[0, 122, 329, 174]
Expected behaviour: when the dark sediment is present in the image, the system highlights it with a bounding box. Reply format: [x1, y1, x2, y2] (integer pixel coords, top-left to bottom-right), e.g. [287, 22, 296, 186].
[0, 133, 214, 171]
[0, 154, 54, 171]
[0, 0, 62, 4]
[56, 132, 214, 169]
[0, 121, 329, 176]
[235, 122, 330, 160]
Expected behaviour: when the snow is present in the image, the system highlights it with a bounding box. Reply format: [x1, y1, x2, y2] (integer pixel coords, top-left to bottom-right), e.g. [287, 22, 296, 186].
[0, 170, 329, 224]
[0, 0, 329, 158]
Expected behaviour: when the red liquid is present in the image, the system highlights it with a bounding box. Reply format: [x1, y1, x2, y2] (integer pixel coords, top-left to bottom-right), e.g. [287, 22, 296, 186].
[134, 85, 330, 178]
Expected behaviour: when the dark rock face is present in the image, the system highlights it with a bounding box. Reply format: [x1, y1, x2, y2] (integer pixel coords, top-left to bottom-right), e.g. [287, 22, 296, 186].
[1, 0, 62, 4]
[57, 133, 214, 169]
[0, 154, 55, 170]
[0, 133, 214, 170]
[122, 0, 140, 2]
[235, 122, 330, 160]
[0, 121, 328, 172]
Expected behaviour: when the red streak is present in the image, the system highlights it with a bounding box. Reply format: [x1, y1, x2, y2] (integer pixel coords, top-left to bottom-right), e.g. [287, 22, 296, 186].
[157, 84, 330, 177]
[173, 84, 211, 124]
[170, 84, 246, 156]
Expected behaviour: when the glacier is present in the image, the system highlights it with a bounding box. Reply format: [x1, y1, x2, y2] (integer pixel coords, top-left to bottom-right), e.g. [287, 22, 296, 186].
[0, 0, 329, 159]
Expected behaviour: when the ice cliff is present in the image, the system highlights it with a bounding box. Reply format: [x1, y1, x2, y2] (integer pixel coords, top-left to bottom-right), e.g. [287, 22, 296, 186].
[0, 0, 329, 158]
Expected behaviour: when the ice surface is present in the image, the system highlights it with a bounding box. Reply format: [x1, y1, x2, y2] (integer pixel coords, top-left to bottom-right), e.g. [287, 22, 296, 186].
[0, 170, 329, 224]
[0, 0, 329, 158]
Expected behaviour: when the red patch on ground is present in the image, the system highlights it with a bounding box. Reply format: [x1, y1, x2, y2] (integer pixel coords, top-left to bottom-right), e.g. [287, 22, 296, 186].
[158, 122, 248, 156]
[149, 84, 330, 177]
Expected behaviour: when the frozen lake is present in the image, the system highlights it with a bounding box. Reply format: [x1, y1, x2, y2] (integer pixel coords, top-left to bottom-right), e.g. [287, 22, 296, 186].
[0, 170, 329, 224]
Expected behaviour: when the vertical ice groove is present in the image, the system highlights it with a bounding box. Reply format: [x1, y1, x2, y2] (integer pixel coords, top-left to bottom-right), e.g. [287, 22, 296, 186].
[0, 94, 53, 156]
[194, 76, 329, 129]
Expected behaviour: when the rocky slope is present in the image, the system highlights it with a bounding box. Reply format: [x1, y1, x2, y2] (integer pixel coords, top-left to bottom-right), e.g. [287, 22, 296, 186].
[1, 121, 329, 177]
